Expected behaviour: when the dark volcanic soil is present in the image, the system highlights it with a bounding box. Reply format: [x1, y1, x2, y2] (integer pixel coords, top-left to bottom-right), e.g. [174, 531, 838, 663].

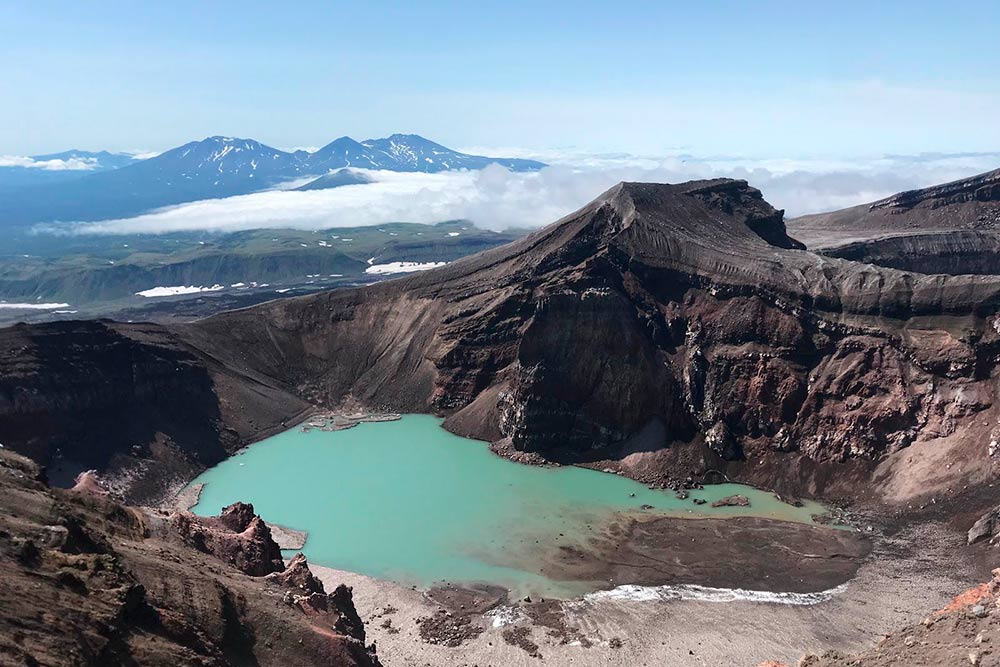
[537, 515, 871, 594]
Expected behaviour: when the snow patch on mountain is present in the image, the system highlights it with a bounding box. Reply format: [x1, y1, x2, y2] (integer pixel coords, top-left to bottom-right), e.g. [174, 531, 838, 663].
[135, 284, 225, 297]
[365, 261, 447, 275]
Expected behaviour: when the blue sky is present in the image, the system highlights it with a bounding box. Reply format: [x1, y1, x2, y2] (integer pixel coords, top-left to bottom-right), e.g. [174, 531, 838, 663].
[2, 1, 998, 157]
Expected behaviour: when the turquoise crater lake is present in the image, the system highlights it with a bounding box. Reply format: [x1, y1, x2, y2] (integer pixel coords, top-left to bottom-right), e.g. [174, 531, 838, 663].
[189, 414, 828, 598]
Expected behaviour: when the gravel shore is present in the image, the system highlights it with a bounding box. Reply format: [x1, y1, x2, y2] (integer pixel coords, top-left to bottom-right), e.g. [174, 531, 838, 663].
[310, 520, 980, 667]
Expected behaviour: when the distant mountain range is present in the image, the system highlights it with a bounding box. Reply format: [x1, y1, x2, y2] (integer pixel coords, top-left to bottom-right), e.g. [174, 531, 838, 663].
[0, 150, 141, 188]
[0, 134, 545, 227]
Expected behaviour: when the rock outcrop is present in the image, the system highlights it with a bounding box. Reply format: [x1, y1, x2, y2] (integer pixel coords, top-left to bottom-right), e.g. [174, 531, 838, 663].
[0, 448, 379, 667]
[266, 552, 326, 593]
[970, 506, 1000, 546]
[171, 501, 286, 576]
[711, 494, 750, 508]
[70, 470, 108, 496]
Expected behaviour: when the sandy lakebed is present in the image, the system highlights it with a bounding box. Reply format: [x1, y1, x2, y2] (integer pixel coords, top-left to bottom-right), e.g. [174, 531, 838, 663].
[308, 518, 982, 667]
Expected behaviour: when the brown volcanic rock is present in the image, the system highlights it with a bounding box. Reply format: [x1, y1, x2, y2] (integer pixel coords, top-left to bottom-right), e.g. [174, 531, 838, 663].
[171, 501, 285, 576]
[266, 552, 326, 594]
[0, 448, 379, 667]
[780, 567, 1000, 667]
[265, 554, 368, 644]
[0, 319, 309, 503]
[789, 167, 1000, 274]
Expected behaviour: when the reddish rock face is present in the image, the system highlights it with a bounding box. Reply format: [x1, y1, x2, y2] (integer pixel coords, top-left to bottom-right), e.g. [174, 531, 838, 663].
[267, 552, 326, 594]
[171, 502, 285, 576]
[69, 470, 107, 496]
[218, 500, 258, 532]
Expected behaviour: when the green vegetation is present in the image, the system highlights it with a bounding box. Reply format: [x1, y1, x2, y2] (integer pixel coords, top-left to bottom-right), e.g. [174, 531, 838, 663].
[0, 221, 527, 324]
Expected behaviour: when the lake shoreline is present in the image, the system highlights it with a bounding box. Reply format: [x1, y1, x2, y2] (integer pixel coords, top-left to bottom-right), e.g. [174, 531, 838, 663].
[308, 518, 977, 666]
[180, 415, 844, 600]
[534, 514, 870, 595]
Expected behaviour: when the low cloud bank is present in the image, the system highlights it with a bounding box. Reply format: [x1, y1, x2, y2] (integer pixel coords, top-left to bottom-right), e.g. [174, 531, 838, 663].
[0, 155, 100, 170]
[44, 151, 1000, 236]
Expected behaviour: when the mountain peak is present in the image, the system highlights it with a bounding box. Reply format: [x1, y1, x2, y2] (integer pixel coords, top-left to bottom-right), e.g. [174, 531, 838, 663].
[307, 134, 544, 174]
[320, 136, 365, 149]
[582, 179, 802, 252]
[385, 132, 424, 140]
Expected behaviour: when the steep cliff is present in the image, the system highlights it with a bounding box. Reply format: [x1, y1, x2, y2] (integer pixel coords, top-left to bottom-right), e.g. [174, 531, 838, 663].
[0, 319, 309, 503]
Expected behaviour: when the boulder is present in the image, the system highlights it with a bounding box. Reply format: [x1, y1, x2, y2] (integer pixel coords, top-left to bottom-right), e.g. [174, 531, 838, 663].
[711, 494, 751, 508]
[968, 506, 1000, 545]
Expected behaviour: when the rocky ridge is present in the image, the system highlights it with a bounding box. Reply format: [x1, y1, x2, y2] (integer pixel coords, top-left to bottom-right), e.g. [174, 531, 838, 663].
[788, 168, 1000, 274]
[0, 448, 379, 667]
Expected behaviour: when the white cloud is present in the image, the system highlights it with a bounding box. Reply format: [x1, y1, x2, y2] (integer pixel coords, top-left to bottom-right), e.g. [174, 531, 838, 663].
[0, 155, 100, 170]
[41, 151, 1000, 236]
[125, 150, 161, 160]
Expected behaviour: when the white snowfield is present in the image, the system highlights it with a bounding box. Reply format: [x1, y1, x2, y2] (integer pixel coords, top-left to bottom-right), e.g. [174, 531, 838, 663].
[135, 284, 225, 298]
[364, 261, 447, 275]
[0, 302, 71, 310]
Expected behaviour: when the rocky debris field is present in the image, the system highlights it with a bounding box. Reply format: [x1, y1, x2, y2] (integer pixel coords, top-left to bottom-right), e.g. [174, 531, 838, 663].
[762, 567, 1000, 667]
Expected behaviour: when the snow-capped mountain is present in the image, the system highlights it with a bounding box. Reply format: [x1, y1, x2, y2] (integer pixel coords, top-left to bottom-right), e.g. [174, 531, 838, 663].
[306, 134, 545, 173]
[306, 137, 387, 171]
[0, 134, 545, 227]
[126, 136, 307, 191]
